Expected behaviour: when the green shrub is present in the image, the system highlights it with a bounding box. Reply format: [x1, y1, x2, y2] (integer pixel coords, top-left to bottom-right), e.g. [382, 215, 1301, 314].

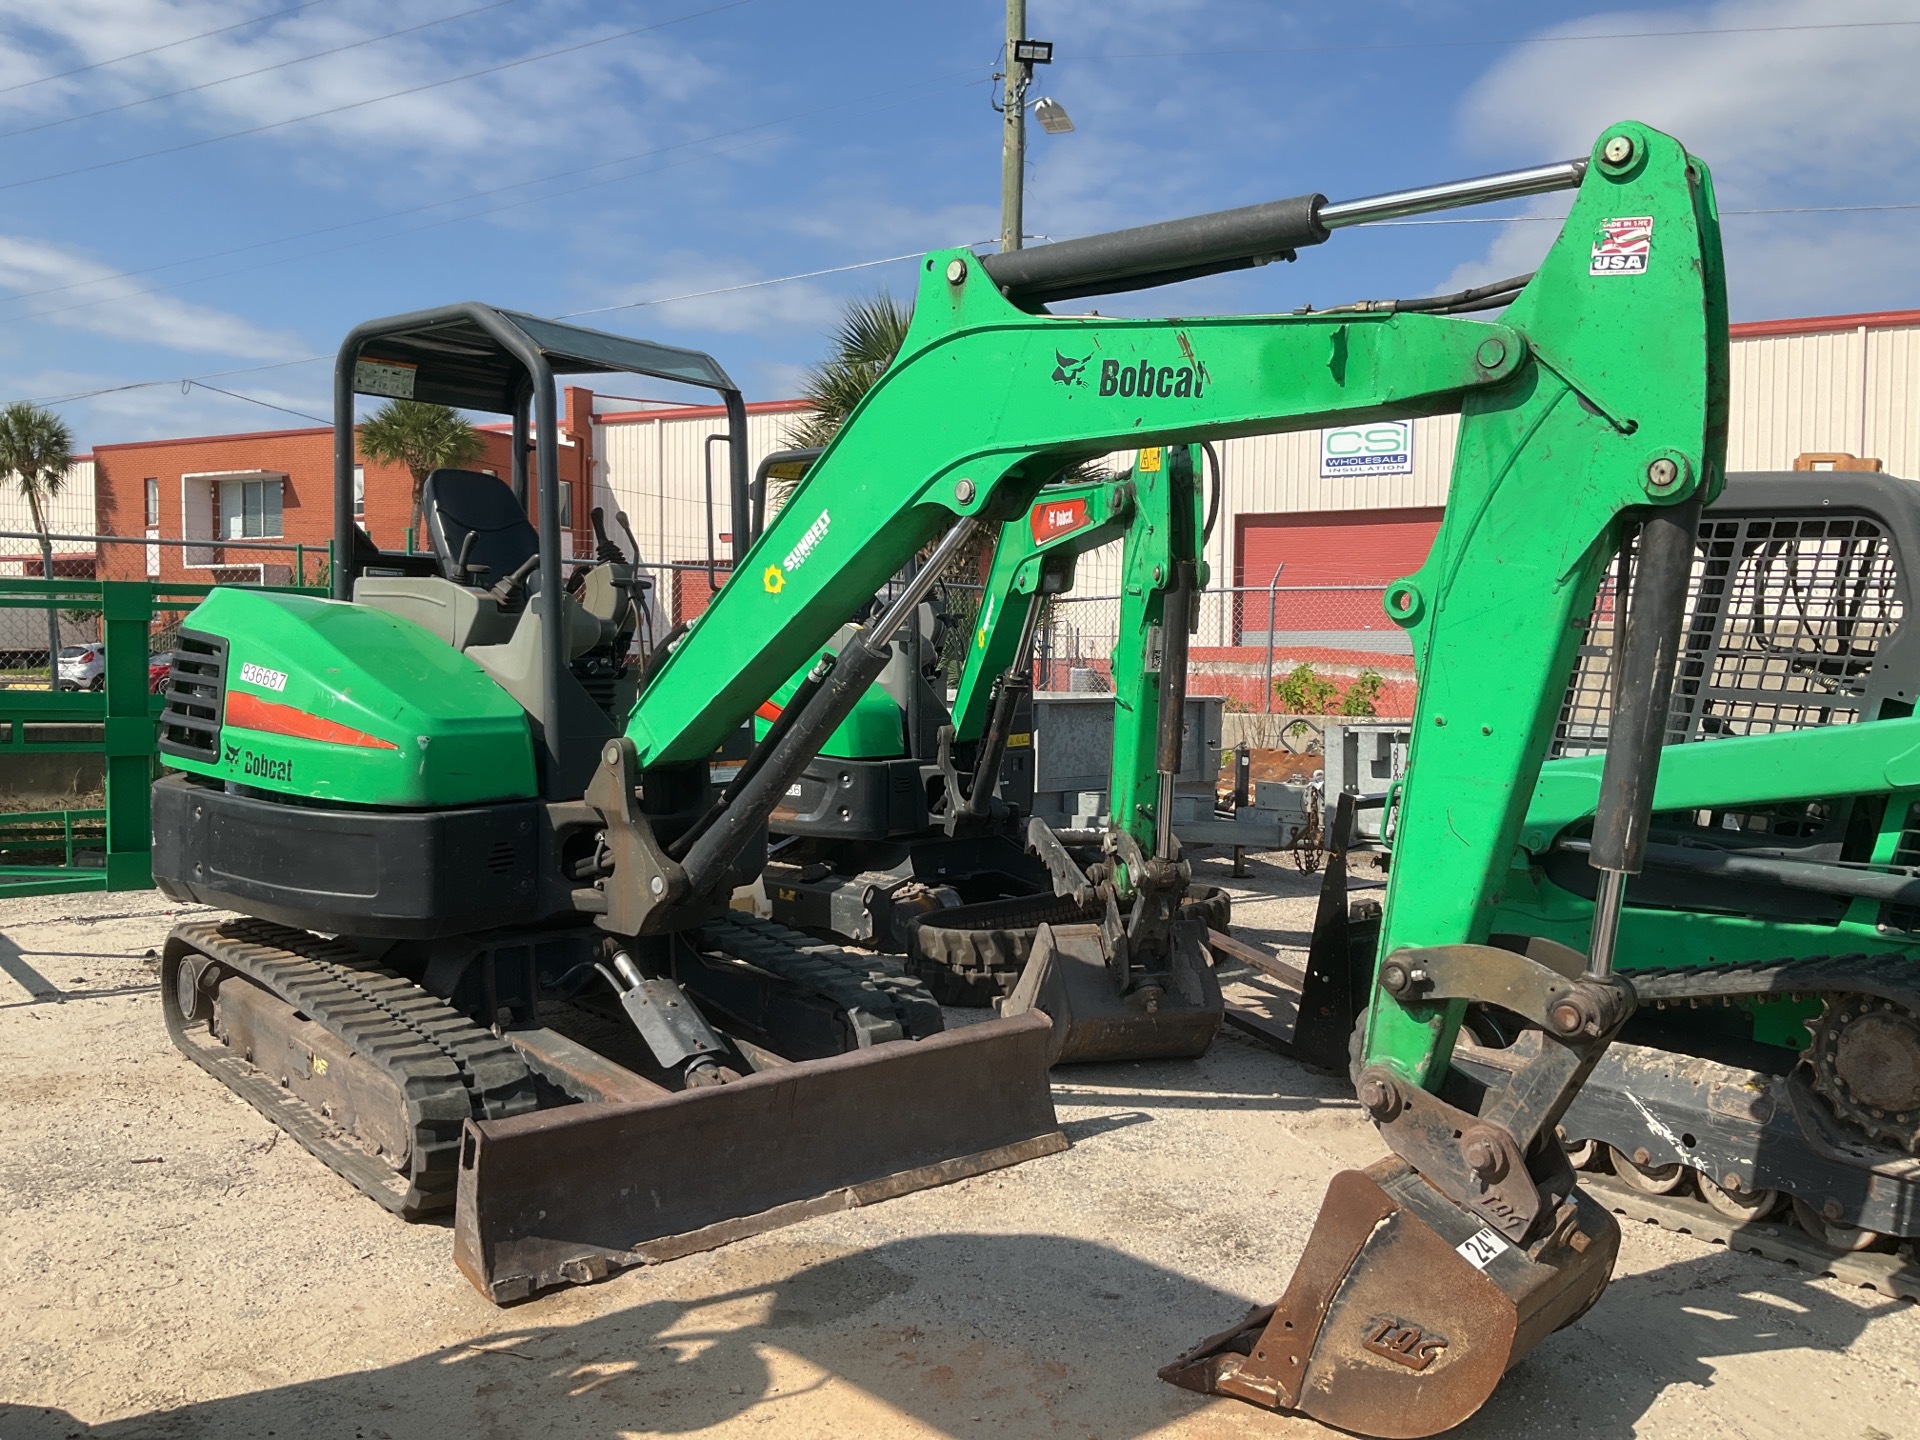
[1339, 670, 1386, 717]
[1274, 664, 1338, 714]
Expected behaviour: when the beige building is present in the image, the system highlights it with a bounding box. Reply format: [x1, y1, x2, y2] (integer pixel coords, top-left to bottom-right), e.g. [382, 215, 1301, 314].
[0, 456, 97, 576]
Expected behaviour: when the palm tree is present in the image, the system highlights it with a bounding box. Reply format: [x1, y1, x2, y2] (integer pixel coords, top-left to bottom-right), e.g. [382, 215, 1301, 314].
[785, 291, 915, 454]
[784, 290, 1108, 544]
[356, 399, 486, 540]
[0, 401, 74, 686]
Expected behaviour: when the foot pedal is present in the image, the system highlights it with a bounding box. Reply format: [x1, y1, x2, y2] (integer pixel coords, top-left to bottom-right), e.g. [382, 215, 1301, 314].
[1161, 1156, 1618, 1438]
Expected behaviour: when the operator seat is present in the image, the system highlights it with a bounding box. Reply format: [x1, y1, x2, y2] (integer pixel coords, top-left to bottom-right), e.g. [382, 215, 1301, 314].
[421, 468, 540, 590]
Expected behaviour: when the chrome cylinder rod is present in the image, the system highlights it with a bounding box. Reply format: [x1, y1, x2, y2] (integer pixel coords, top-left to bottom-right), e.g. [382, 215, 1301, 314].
[1318, 159, 1587, 231]
[1586, 868, 1628, 980]
[868, 516, 980, 641]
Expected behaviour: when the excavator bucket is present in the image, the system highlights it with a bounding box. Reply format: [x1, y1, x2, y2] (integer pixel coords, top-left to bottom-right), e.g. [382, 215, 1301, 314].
[453, 1008, 1066, 1302]
[1003, 914, 1222, 1066]
[1161, 1157, 1619, 1437]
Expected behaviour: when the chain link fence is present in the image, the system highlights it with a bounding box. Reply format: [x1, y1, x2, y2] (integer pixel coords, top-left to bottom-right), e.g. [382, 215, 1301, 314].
[0, 533, 328, 689]
[922, 581, 1415, 723]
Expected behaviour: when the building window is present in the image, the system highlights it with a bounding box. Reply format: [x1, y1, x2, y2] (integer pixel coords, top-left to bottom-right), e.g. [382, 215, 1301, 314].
[557, 481, 573, 531]
[353, 465, 365, 520]
[144, 477, 159, 527]
[220, 477, 283, 539]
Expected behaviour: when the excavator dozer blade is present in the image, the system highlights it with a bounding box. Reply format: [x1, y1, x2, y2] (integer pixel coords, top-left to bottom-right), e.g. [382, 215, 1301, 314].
[1004, 918, 1223, 1066]
[452, 1009, 1066, 1303]
[1160, 1156, 1619, 1439]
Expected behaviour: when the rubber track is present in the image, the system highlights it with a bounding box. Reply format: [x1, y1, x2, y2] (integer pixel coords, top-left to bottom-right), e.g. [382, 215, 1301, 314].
[908, 885, 1234, 1006]
[698, 913, 944, 1039]
[1583, 1171, 1920, 1301]
[1627, 950, 1920, 1011]
[1557, 951, 1920, 1259]
[163, 917, 538, 1219]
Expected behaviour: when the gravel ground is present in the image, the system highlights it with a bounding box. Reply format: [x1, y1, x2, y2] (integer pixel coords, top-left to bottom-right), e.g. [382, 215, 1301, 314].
[2, 854, 1916, 1440]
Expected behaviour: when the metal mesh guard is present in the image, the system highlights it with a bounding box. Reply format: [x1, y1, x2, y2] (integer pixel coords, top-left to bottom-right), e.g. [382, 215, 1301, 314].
[1552, 513, 1904, 758]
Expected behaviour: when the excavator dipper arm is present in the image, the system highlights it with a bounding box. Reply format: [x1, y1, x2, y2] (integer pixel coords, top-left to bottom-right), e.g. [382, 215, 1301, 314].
[1161, 123, 1726, 1436]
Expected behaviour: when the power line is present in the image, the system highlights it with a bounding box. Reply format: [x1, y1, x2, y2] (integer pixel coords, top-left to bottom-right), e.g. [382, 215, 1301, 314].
[556, 247, 979, 319]
[25, 245, 973, 408]
[1078, 17, 1920, 62]
[182, 380, 330, 424]
[24, 196, 1918, 413]
[0, 0, 336, 96]
[1, 77, 986, 329]
[0, 0, 524, 142]
[9, 130, 788, 327]
[0, 0, 760, 196]
[0, 69, 980, 314]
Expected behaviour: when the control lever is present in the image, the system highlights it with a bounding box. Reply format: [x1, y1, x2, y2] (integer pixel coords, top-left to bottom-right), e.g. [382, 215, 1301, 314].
[614, 508, 643, 564]
[489, 554, 540, 612]
[590, 505, 625, 565]
[455, 530, 489, 586]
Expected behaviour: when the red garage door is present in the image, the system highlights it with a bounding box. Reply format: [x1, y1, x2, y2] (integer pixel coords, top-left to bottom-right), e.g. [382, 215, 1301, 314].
[1235, 507, 1442, 649]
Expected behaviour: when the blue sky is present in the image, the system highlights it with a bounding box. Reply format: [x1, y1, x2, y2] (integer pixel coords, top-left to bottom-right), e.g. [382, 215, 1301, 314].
[0, 0, 1914, 449]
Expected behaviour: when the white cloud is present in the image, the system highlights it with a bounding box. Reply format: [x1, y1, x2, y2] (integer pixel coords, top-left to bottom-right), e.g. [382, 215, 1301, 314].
[1446, 0, 1920, 312]
[0, 0, 728, 183]
[1456, 0, 1920, 192]
[0, 235, 307, 358]
[578, 255, 865, 336]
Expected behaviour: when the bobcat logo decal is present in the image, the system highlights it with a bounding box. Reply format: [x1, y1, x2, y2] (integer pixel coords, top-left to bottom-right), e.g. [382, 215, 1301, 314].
[224, 742, 241, 765]
[1052, 350, 1090, 387]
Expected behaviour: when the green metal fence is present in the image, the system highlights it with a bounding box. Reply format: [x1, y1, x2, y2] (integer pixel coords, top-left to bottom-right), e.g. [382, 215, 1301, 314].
[0, 577, 319, 898]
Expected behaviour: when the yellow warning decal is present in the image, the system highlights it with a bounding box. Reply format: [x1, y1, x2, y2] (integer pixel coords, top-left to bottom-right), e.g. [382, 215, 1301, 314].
[1138, 447, 1163, 471]
[1006, 732, 1032, 748]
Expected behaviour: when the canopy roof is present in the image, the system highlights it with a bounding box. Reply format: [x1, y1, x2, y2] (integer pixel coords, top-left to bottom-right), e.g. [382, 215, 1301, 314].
[340, 302, 737, 414]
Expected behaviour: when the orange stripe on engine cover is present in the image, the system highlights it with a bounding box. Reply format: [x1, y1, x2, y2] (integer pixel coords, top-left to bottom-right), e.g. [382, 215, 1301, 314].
[755, 700, 783, 723]
[225, 689, 399, 751]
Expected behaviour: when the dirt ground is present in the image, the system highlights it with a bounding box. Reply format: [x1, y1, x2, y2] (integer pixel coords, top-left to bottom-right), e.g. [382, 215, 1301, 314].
[3, 854, 1916, 1440]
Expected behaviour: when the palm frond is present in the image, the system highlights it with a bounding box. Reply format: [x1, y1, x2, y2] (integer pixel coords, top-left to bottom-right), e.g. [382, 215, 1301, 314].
[0, 400, 74, 500]
[784, 291, 914, 450]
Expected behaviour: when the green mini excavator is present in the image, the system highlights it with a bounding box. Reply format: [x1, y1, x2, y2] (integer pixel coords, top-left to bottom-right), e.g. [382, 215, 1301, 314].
[153, 119, 1723, 1437]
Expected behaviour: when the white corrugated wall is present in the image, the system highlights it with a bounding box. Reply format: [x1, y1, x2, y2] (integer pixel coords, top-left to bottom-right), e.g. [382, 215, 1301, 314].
[0, 457, 97, 565]
[594, 408, 807, 571]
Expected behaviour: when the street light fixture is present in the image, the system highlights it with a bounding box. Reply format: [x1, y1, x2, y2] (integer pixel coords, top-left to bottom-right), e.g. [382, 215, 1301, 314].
[1031, 96, 1073, 134]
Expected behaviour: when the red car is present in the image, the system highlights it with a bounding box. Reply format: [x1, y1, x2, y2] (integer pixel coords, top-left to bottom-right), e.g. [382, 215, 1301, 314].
[148, 653, 171, 693]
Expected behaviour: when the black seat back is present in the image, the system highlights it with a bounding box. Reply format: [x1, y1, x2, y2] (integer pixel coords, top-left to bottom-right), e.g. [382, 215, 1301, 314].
[421, 469, 539, 588]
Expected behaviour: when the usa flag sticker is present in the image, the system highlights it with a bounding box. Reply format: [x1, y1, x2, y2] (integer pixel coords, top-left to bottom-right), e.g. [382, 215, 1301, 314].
[1591, 216, 1653, 275]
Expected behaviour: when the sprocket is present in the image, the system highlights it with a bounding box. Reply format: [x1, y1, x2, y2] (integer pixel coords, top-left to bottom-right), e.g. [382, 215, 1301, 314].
[1807, 994, 1920, 1155]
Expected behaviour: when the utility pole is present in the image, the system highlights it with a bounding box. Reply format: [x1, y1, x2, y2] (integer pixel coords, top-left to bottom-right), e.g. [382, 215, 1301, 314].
[1000, 0, 1028, 253]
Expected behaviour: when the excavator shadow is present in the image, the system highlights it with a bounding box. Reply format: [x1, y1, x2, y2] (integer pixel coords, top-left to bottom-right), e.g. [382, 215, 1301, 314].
[7, 1233, 1896, 1438]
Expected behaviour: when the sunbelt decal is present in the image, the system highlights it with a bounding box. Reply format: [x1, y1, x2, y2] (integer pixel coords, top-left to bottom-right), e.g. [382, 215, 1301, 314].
[784, 510, 830, 573]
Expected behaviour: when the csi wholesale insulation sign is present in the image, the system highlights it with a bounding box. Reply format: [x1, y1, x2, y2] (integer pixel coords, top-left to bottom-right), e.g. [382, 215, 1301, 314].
[1320, 421, 1414, 478]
